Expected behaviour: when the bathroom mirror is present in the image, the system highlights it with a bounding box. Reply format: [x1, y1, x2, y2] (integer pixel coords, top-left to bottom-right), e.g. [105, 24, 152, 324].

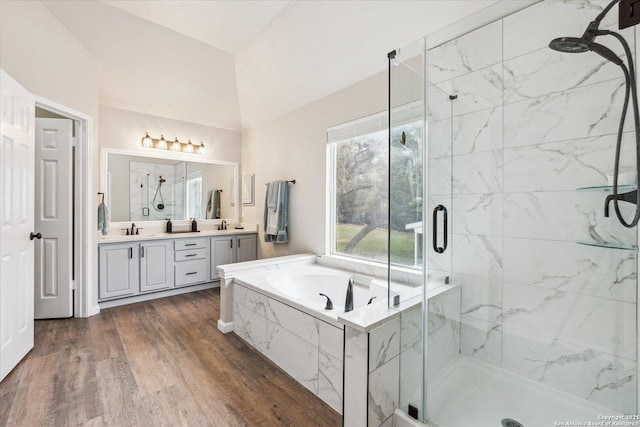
[101, 149, 239, 222]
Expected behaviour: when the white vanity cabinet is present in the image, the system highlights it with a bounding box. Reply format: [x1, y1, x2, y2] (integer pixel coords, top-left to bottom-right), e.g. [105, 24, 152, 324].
[174, 238, 209, 287]
[236, 234, 257, 263]
[140, 240, 173, 293]
[99, 232, 258, 305]
[99, 242, 139, 300]
[210, 234, 257, 280]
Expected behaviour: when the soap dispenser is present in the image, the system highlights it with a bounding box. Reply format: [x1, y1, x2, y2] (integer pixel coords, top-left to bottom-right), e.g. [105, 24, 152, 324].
[166, 218, 172, 233]
[191, 218, 198, 231]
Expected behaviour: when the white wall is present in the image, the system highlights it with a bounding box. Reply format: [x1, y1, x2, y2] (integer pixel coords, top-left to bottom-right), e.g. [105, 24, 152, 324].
[241, 71, 386, 259]
[0, 1, 99, 118]
[0, 0, 101, 311]
[43, 0, 242, 131]
[99, 105, 241, 163]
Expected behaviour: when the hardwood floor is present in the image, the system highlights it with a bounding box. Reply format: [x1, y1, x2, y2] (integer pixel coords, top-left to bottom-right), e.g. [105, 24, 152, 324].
[0, 289, 342, 426]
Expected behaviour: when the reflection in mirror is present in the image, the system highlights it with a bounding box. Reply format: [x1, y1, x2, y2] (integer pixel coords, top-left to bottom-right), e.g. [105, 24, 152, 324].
[105, 151, 237, 222]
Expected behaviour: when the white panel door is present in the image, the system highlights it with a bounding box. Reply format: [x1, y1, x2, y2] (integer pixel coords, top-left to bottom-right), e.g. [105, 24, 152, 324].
[0, 69, 35, 381]
[34, 118, 72, 318]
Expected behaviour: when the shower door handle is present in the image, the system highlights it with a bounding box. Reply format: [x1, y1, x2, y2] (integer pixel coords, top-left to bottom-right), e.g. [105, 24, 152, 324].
[432, 205, 448, 253]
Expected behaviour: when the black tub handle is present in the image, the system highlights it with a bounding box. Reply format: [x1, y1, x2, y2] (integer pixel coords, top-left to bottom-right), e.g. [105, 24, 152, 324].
[319, 293, 333, 310]
[433, 205, 448, 253]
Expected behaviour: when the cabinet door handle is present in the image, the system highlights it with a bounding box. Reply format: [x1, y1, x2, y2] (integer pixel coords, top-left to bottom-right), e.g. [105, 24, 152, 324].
[230, 239, 233, 249]
[186, 272, 198, 275]
[141, 246, 145, 258]
[185, 243, 197, 247]
[185, 254, 197, 257]
[129, 247, 133, 259]
[238, 239, 240, 247]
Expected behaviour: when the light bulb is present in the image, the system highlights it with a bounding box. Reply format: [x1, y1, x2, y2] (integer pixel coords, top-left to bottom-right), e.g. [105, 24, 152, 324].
[141, 132, 153, 148]
[197, 142, 205, 154]
[184, 139, 194, 153]
[172, 137, 181, 151]
[157, 134, 167, 150]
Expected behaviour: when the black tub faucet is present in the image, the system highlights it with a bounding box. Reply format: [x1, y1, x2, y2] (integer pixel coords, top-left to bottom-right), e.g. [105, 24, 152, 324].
[345, 277, 354, 312]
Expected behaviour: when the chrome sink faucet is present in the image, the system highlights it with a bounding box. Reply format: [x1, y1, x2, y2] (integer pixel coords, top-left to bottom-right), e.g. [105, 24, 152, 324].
[345, 277, 354, 312]
[130, 223, 136, 235]
[221, 220, 227, 230]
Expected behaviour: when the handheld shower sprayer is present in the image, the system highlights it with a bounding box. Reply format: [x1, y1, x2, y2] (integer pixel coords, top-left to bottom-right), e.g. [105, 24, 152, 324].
[549, 0, 640, 228]
[153, 176, 166, 210]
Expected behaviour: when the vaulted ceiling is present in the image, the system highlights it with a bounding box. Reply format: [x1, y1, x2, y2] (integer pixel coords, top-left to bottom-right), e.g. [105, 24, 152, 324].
[44, 0, 500, 131]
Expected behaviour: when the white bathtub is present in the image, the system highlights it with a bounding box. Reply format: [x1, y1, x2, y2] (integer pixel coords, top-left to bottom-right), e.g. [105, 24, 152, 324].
[264, 266, 389, 314]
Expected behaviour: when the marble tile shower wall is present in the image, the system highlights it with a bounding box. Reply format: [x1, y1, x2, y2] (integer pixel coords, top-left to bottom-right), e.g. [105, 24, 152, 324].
[426, 0, 636, 413]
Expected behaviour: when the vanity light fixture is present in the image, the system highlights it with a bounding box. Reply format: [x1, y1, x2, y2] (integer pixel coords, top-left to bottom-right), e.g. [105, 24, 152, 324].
[172, 137, 181, 151]
[157, 134, 167, 150]
[140, 132, 204, 155]
[184, 139, 195, 153]
[141, 132, 153, 148]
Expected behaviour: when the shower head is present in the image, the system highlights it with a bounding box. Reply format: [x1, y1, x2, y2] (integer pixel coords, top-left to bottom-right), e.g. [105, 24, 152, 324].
[159, 176, 166, 183]
[549, 37, 623, 66]
[548, 36, 591, 53]
[548, 0, 623, 66]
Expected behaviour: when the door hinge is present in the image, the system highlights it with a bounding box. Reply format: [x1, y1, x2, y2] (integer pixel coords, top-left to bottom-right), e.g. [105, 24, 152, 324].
[71, 280, 77, 290]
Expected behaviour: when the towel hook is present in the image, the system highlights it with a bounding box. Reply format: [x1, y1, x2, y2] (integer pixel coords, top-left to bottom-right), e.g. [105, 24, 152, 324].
[98, 192, 105, 203]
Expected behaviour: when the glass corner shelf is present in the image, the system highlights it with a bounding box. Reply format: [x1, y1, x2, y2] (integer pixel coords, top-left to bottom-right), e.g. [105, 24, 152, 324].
[576, 185, 637, 192]
[576, 240, 638, 251]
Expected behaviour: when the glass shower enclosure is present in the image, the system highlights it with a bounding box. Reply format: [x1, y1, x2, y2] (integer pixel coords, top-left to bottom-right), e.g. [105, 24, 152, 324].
[390, 1, 638, 425]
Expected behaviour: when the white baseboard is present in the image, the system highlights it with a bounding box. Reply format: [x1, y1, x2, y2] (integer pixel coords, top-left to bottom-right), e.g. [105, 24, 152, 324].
[217, 319, 234, 334]
[88, 304, 101, 317]
[99, 282, 218, 310]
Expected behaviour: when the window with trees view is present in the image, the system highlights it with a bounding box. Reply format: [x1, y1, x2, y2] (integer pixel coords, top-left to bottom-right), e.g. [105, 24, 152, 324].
[328, 113, 423, 268]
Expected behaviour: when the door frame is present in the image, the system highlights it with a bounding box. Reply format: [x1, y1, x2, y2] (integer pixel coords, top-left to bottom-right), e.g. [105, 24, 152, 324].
[35, 95, 95, 318]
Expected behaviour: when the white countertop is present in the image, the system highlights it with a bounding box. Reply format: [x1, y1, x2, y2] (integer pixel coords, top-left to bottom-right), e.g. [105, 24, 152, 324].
[98, 227, 257, 244]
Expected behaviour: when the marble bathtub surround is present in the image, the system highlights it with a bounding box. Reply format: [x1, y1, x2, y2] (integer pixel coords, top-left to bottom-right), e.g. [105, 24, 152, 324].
[218, 254, 458, 427]
[233, 282, 342, 412]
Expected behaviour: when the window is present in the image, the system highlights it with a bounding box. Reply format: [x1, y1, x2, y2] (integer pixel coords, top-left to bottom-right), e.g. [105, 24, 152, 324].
[328, 112, 423, 268]
[186, 171, 202, 219]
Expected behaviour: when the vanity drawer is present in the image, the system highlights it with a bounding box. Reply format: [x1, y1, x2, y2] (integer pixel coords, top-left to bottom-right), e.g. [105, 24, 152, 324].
[174, 238, 206, 251]
[174, 259, 208, 287]
[174, 248, 206, 262]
